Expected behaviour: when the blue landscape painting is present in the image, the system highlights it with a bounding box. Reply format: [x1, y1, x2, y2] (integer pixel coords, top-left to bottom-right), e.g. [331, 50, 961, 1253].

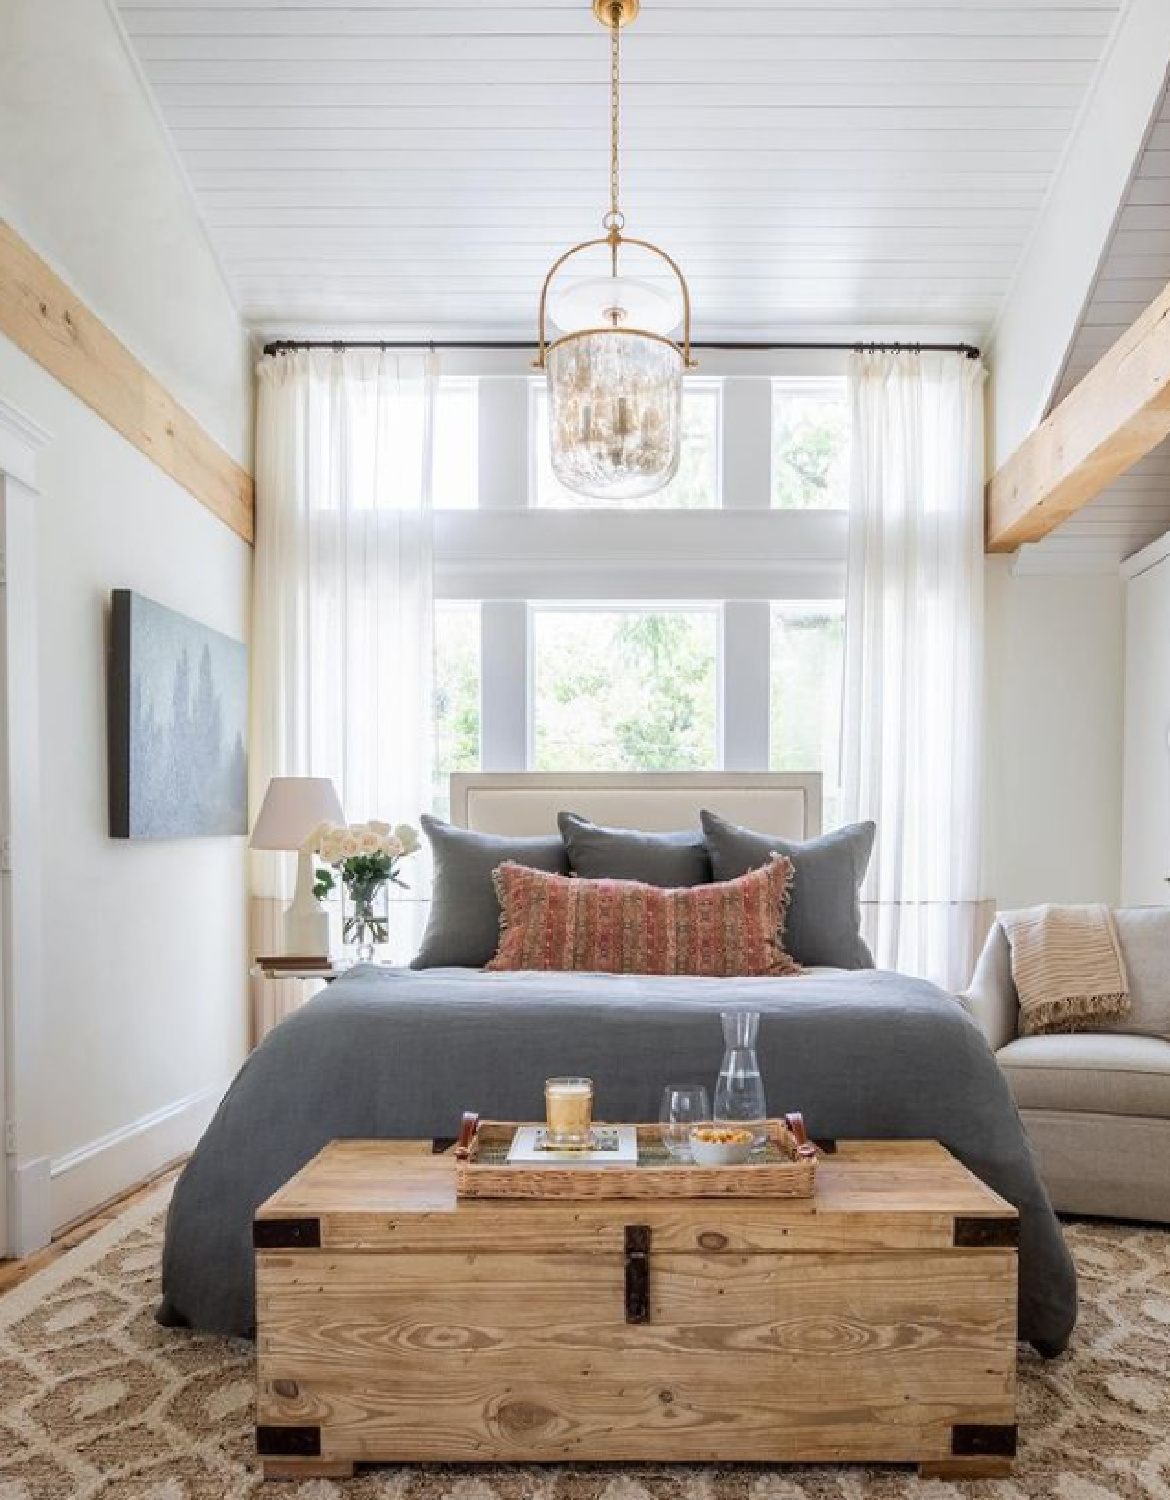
[109, 591, 248, 838]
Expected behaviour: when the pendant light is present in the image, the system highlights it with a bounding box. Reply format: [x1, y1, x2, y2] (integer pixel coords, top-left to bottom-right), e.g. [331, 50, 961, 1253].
[534, 0, 696, 500]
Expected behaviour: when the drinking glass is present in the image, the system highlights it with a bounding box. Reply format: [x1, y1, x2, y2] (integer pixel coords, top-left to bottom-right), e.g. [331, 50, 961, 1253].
[659, 1083, 711, 1162]
[544, 1076, 594, 1148]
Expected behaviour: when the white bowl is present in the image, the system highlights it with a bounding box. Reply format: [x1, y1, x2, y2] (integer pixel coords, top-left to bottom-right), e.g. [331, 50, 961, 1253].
[690, 1132, 753, 1166]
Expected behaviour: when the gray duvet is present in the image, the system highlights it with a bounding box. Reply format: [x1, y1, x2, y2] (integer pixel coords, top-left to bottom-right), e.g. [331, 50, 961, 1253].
[158, 965, 1077, 1354]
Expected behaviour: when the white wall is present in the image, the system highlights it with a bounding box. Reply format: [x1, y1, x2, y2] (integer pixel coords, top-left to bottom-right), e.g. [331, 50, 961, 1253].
[984, 557, 1125, 911]
[0, 0, 252, 464]
[0, 0, 252, 1230]
[0, 337, 250, 1214]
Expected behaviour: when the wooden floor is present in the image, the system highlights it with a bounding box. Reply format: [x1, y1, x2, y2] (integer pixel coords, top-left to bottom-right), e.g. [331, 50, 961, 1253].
[0, 1160, 184, 1297]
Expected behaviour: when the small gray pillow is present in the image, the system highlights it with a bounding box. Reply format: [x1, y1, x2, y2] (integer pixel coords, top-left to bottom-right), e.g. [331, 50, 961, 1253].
[412, 815, 570, 969]
[558, 811, 711, 887]
[700, 809, 876, 970]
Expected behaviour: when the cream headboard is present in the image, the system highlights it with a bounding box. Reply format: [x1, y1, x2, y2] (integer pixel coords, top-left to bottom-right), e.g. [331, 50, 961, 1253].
[450, 773, 821, 840]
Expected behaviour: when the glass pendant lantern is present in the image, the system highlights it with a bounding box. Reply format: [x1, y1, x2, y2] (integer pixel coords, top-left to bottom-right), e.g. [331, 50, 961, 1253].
[534, 0, 696, 500]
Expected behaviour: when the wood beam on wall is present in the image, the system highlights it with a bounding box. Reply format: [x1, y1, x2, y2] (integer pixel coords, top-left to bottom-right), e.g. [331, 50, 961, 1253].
[987, 279, 1170, 553]
[0, 217, 253, 544]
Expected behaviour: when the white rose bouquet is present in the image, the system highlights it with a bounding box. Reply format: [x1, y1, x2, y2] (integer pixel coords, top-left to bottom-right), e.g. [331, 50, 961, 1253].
[302, 818, 421, 959]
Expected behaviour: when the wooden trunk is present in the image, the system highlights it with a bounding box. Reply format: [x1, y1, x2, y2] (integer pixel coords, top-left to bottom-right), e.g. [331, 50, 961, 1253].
[255, 1139, 1018, 1481]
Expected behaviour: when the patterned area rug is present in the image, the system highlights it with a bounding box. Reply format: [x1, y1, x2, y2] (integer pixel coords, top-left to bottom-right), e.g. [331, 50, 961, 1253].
[1, 1188, 1168, 1498]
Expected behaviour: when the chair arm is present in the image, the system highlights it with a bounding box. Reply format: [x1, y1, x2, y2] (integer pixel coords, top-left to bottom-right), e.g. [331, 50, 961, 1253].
[959, 921, 1019, 1053]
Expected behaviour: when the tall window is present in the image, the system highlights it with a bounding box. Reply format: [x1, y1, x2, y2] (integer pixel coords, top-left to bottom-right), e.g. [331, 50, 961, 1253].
[426, 370, 849, 819]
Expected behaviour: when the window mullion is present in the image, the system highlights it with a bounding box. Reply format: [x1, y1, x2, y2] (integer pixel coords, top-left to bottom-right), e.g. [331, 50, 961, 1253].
[721, 601, 771, 770]
[478, 378, 530, 508]
[480, 600, 530, 770]
[721, 378, 772, 510]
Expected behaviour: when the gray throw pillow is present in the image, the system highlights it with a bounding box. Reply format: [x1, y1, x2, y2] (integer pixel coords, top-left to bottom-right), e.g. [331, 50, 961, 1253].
[558, 811, 711, 887]
[412, 815, 570, 969]
[700, 809, 876, 970]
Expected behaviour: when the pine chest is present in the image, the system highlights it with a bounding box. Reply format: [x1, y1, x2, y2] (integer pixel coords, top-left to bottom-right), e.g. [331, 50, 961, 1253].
[254, 1138, 1018, 1481]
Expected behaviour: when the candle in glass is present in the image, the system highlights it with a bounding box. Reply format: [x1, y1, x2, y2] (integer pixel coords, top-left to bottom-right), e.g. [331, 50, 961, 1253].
[544, 1076, 594, 1148]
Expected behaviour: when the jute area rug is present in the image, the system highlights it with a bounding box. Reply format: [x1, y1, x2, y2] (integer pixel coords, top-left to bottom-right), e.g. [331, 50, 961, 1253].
[0, 1186, 1168, 1499]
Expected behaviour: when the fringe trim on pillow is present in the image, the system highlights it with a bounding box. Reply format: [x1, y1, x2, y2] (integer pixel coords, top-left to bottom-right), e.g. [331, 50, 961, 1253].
[765, 853, 802, 976]
[1021, 991, 1131, 1037]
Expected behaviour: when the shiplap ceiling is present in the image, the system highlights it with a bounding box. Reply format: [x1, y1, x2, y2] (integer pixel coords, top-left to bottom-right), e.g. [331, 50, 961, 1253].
[1020, 76, 1170, 572]
[115, 0, 1126, 338]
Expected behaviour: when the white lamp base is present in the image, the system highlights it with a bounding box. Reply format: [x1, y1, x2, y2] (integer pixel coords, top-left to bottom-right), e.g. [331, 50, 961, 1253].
[283, 848, 331, 957]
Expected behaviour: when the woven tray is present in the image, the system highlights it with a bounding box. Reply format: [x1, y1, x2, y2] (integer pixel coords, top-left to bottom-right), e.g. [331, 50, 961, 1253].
[453, 1114, 817, 1200]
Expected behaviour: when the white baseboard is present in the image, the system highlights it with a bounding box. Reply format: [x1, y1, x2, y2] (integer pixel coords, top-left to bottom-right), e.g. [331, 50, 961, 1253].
[48, 1080, 228, 1233]
[9, 1157, 51, 1257]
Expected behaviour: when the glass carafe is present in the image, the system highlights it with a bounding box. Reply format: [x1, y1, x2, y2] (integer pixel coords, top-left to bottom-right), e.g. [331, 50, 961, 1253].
[713, 1010, 767, 1146]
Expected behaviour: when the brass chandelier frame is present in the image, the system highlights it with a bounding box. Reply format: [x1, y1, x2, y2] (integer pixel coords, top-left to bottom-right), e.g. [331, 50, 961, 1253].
[533, 0, 697, 373]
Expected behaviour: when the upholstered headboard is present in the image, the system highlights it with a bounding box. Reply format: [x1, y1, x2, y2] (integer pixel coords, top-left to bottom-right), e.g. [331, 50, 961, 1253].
[449, 773, 821, 840]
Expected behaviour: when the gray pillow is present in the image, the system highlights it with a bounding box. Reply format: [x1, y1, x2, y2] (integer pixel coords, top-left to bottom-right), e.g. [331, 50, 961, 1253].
[412, 815, 570, 969]
[700, 809, 876, 970]
[558, 811, 711, 887]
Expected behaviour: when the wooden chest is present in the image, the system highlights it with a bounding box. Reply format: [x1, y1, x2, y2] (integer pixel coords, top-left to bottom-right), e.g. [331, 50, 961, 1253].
[254, 1139, 1018, 1481]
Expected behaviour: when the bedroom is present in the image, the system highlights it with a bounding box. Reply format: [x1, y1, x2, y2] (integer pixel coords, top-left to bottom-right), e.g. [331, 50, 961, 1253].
[0, 0, 1166, 1492]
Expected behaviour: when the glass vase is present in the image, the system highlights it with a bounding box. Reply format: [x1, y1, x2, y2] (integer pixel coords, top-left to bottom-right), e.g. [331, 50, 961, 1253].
[713, 1010, 767, 1147]
[342, 879, 389, 963]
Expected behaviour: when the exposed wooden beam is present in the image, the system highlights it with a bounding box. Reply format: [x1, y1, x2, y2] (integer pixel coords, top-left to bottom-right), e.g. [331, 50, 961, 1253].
[0, 217, 253, 544]
[986, 278, 1170, 553]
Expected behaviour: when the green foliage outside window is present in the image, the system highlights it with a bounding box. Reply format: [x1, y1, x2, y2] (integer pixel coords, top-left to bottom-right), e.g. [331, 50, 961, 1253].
[772, 384, 850, 509]
[534, 610, 717, 771]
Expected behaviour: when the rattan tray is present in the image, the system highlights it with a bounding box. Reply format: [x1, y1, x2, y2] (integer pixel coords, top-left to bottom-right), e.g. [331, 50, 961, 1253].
[453, 1113, 817, 1199]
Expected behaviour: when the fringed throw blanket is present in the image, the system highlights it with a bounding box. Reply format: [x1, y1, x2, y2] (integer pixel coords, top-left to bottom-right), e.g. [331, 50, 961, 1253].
[1000, 903, 1130, 1036]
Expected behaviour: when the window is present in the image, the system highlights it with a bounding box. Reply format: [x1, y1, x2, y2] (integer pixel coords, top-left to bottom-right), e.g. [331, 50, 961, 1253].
[771, 379, 850, 510]
[770, 604, 845, 827]
[339, 377, 478, 511]
[433, 603, 481, 815]
[433, 379, 478, 508]
[426, 368, 849, 805]
[532, 607, 718, 771]
[531, 381, 721, 508]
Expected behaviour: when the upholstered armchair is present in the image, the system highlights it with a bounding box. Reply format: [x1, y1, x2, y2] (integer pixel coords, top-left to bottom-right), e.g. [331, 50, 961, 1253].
[964, 912, 1170, 1223]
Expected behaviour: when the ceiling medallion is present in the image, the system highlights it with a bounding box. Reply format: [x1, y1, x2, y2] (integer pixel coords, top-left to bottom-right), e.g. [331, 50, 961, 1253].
[533, 0, 696, 500]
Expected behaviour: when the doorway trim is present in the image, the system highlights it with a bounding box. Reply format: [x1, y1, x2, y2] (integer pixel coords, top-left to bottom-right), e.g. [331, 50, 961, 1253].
[0, 395, 50, 1257]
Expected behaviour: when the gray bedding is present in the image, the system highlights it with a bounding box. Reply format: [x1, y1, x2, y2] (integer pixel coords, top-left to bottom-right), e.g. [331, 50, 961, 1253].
[158, 965, 1077, 1354]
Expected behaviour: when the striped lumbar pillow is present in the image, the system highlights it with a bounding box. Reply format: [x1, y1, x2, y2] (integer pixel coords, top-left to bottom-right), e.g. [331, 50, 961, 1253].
[486, 855, 800, 978]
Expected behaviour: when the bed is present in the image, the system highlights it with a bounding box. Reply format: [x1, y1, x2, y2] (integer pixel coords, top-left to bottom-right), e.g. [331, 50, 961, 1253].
[158, 772, 1077, 1355]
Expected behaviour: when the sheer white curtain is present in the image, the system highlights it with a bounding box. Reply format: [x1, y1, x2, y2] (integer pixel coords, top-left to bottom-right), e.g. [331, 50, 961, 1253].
[841, 350, 991, 992]
[251, 348, 437, 966]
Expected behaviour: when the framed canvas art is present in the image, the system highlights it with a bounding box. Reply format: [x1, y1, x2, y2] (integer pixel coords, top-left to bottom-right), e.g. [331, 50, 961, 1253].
[108, 590, 248, 838]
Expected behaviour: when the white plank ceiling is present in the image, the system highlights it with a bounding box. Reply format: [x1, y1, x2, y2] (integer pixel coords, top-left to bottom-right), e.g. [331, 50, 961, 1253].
[115, 0, 1125, 339]
[1020, 76, 1170, 573]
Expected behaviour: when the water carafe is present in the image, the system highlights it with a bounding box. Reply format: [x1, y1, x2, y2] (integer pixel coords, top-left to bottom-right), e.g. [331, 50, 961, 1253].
[713, 1009, 767, 1146]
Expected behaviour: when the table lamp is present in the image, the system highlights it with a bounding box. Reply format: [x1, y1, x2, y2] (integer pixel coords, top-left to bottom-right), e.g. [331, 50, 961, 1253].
[250, 776, 344, 956]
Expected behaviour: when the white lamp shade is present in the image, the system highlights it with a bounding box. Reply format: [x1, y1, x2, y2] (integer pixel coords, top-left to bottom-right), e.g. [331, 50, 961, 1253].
[250, 777, 344, 851]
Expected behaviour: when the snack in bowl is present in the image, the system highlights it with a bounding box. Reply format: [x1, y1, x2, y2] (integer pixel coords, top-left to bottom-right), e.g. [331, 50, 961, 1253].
[689, 1124, 755, 1166]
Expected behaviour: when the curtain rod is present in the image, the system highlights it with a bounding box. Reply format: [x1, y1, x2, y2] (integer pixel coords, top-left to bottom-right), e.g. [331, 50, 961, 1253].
[261, 338, 982, 359]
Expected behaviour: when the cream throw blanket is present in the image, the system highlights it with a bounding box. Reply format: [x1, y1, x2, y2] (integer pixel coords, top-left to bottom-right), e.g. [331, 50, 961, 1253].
[1000, 903, 1130, 1036]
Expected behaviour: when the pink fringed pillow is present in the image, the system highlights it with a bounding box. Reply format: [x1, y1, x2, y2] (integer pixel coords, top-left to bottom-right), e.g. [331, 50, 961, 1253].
[486, 855, 801, 978]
